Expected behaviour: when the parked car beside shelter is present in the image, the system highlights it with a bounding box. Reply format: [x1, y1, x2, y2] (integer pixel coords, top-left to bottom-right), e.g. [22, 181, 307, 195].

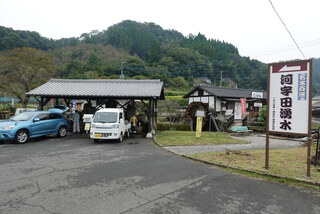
[0, 107, 69, 144]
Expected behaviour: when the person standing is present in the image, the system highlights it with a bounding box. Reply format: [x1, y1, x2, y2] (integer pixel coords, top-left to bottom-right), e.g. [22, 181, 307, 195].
[73, 110, 80, 133]
[130, 115, 138, 133]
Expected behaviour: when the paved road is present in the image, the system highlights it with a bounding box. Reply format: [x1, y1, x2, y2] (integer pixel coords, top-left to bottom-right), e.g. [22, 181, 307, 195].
[163, 135, 303, 155]
[1, 135, 320, 213]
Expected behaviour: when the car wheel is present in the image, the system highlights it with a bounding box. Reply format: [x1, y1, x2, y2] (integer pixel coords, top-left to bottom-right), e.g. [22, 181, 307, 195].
[118, 134, 123, 143]
[15, 130, 29, 144]
[57, 126, 67, 137]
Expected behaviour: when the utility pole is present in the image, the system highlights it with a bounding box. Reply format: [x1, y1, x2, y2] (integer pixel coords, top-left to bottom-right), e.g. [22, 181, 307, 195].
[120, 61, 126, 79]
[220, 71, 223, 87]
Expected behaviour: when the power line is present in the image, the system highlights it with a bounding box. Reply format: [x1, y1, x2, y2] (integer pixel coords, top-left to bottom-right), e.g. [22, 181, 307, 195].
[251, 39, 320, 57]
[268, 0, 306, 59]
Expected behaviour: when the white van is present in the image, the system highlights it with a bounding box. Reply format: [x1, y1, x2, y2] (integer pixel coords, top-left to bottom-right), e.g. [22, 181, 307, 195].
[90, 108, 131, 142]
[15, 108, 37, 115]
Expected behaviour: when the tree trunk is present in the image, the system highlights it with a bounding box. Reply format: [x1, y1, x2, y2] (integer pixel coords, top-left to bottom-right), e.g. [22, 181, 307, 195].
[22, 97, 29, 107]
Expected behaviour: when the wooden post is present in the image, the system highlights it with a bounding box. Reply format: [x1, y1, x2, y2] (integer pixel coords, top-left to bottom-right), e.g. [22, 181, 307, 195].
[265, 131, 269, 169]
[307, 137, 311, 177]
[153, 99, 157, 132]
[155, 100, 158, 123]
[148, 99, 152, 133]
[40, 97, 44, 110]
[307, 60, 313, 177]
[151, 99, 155, 134]
[265, 64, 270, 170]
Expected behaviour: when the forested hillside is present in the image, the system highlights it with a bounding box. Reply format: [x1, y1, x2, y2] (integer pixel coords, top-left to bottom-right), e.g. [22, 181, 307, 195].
[1, 19, 319, 105]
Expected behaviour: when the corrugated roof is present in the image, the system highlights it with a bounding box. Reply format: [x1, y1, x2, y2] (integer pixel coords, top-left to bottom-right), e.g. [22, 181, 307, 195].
[184, 84, 267, 99]
[26, 79, 165, 99]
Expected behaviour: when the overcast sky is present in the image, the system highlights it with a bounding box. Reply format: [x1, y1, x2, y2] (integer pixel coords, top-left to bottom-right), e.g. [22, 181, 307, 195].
[0, 0, 319, 63]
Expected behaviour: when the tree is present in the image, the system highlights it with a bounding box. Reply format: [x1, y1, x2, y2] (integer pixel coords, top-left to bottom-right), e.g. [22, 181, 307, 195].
[171, 76, 188, 89]
[158, 100, 182, 124]
[258, 105, 267, 122]
[84, 53, 103, 75]
[0, 48, 54, 106]
[148, 39, 162, 65]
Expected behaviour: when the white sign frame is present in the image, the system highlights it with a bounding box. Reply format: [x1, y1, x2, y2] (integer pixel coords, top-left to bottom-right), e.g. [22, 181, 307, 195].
[267, 60, 312, 135]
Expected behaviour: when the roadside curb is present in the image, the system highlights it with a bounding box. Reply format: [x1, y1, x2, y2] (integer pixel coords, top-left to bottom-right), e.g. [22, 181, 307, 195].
[153, 136, 320, 188]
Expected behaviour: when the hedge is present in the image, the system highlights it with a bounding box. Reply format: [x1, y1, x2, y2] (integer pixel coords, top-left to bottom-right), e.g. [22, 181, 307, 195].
[157, 122, 190, 131]
[165, 96, 188, 106]
[164, 91, 188, 96]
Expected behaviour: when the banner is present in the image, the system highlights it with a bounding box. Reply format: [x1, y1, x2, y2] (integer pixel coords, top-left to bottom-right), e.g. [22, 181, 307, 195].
[72, 100, 76, 113]
[240, 98, 246, 115]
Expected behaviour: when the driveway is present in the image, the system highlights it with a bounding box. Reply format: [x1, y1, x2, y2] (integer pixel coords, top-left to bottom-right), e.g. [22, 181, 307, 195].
[0, 135, 320, 213]
[163, 134, 303, 155]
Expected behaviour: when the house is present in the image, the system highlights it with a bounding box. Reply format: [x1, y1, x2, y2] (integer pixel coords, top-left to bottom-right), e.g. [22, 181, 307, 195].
[183, 84, 267, 120]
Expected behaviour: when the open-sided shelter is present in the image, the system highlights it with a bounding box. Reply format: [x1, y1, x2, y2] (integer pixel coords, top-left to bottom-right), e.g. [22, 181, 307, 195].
[26, 79, 165, 134]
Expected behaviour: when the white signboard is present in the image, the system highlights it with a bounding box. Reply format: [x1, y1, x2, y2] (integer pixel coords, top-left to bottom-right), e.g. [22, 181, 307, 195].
[195, 110, 205, 117]
[252, 92, 263, 98]
[268, 60, 311, 134]
[234, 102, 242, 120]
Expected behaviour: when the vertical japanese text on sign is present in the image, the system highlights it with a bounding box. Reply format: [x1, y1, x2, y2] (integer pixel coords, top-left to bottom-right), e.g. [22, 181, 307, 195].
[268, 60, 311, 135]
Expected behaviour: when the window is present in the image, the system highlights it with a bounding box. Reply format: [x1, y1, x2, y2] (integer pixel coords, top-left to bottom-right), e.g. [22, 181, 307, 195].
[35, 113, 49, 121]
[93, 112, 118, 123]
[11, 112, 37, 121]
[49, 113, 62, 120]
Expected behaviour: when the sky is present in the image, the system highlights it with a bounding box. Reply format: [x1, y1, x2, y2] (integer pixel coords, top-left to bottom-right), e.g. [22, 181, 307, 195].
[0, 0, 320, 64]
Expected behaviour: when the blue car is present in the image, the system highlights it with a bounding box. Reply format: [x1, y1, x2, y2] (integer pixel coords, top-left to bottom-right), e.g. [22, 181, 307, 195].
[0, 109, 70, 144]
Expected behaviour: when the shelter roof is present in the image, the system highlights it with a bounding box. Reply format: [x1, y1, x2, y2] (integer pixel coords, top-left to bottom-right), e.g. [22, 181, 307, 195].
[26, 79, 165, 100]
[183, 84, 267, 99]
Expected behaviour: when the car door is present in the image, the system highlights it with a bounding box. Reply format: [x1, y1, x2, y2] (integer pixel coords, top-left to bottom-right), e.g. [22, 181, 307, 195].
[30, 113, 50, 136]
[47, 113, 62, 132]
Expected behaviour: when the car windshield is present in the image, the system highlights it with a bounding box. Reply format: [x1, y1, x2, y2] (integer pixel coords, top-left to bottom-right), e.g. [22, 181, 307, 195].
[93, 112, 118, 123]
[11, 112, 38, 121]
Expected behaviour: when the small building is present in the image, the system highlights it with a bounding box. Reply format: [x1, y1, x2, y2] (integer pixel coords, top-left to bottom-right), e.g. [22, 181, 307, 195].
[183, 84, 267, 120]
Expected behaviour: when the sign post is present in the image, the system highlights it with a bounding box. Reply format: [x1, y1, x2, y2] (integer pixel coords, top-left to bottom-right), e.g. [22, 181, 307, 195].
[195, 110, 205, 139]
[266, 59, 312, 176]
[196, 117, 203, 139]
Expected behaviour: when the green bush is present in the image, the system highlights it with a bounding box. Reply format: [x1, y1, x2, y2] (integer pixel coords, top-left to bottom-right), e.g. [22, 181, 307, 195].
[157, 122, 190, 131]
[258, 105, 267, 122]
[165, 96, 188, 106]
[0, 104, 16, 113]
[164, 91, 188, 96]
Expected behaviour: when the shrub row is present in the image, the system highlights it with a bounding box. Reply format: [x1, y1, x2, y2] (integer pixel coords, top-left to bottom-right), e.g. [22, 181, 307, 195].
[164, 91, 188, 96]
[165, 96, 188, 106]
[157, 122, 190, 131]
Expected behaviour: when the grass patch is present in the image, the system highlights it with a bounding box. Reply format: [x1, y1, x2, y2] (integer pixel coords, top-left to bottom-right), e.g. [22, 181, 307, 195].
[155, 131, 247, 146]
[191, 147, 320, 183]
